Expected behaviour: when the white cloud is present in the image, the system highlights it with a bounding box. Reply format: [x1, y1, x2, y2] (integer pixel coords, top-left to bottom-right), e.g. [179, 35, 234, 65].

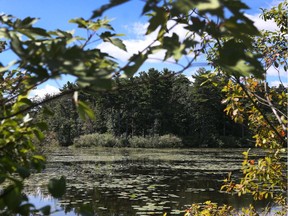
[245, 13, 278, 31]
[269, 0, 284, 8]
[98, 13, 280, 77]
[270, 80, 288, 87]
[98, 22, 157, 62]
[97, 26, 162, 62]
[30, 84, 60, 99]
[266, 66, 287, 77]
[166, 20, 189, 41]
[97, 21, 193, 64]
[97, 35, 161, 62]
[187, 76, 195, 83]
[124, 22, 149, 38]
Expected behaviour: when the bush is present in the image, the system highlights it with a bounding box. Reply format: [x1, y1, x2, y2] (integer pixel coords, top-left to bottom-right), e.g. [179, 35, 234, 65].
[128, 136, 148, 148]
[128, 134, 182, 148]
[73, 133, 126, 148]
[74, 133, 183, 148]
[157, 134, 182, 148]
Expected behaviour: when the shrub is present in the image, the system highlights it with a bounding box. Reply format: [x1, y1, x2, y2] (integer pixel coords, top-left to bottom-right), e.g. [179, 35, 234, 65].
[128, 136, 160, 148]
[97, 133, 118, 147]
[74, 133, 183, 148]
[73, 133, 126, 148]
[128, 136, 148, 148]
[128, 134, 182, 148]
[74, 133, 95, 147]
[157, 134, 183, 148]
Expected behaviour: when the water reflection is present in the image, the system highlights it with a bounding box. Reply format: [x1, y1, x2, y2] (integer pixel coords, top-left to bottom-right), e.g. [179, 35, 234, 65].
[24, 148, 278, 215]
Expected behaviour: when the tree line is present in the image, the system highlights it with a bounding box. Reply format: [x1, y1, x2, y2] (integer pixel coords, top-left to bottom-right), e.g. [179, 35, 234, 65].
[1, 0, 286, 214]
[35, 68, 255, 148]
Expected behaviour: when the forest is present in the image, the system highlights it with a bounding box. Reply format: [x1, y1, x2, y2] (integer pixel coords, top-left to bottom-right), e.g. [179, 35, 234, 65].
[0, 0, 287, 215]
[35, 67, 274, 149]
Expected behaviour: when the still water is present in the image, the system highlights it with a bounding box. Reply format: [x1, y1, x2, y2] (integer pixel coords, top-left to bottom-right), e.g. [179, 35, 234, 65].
[24, 148, 276, 215]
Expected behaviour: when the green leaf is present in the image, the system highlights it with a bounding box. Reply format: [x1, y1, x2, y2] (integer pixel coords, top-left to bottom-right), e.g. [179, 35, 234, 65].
[162, 33, 185, 61]
[186, 17, 206, 32]
[0, 28, 10, 39]
[18, 26, 50, 38]
[70, 17, 114, 31]
[230, 60, 253, 76]
[17, 17, 38, 27]
[0, 61, 17, 73]
[172, 0, 195, 15]
[219, 40, 246, 65]
[225, 1, 250, 15]
[146, 7, 168, 35]
[107, 37, 127, 51]
[223, 18, 260, 37]
[31, 155, 46, 172]
[123, 53, 148, 77]
[33, 155, 45, 161]
[19, 203, 35, 215]
[4, 186, 22, 210]
[89, 18, 114, 31]
[200, 79, 210, 87]
[49, 29, 73, 39]
[34, 128, 45, 141]
[48, 176, 66, 198]
[39, 205, 51, 215]
[10, 33, 26, 57]
[100, 31, 127, 51]
[79, 204, 94, 216]
[69, 18, 88, 28]
[274, 61, 279, 68]
[19, 98, 33, 106]
[91, 0, 129, 19]
[17, 167, 30, 179]
[77, 101, 95, 120]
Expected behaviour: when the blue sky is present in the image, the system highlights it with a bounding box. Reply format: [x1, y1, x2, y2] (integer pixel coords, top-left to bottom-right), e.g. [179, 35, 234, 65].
[0, 0, 286, 97]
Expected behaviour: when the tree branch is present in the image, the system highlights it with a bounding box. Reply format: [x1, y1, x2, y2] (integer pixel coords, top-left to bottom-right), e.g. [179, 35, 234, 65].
[237, 79, 286, 145]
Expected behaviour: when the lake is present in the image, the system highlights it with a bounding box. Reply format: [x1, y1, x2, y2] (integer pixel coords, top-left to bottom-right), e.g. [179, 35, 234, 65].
[24, 147, 276, 215]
